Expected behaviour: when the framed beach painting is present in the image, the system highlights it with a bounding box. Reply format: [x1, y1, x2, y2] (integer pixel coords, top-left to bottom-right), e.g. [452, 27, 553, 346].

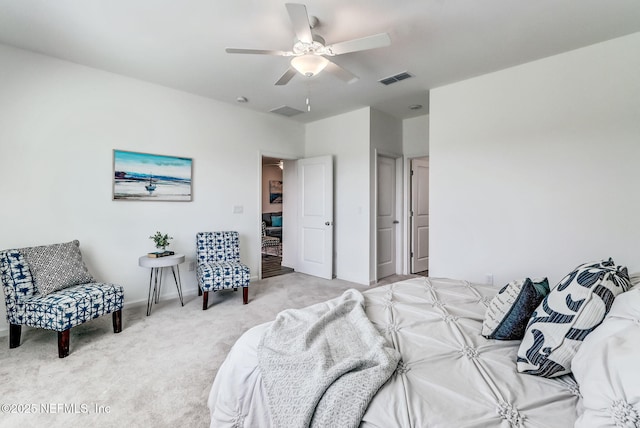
[113, 150, 193, 201]
[269, 180, 283, 204]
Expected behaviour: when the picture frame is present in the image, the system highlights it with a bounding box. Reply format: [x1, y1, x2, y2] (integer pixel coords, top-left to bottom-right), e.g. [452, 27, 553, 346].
[112, 150, 193, 201]
[269, 180, 283, 204]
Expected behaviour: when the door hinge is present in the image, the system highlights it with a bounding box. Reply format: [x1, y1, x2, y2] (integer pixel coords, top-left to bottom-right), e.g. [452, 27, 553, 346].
[411, 169, 414, 176]
[410, 251, 414, 257]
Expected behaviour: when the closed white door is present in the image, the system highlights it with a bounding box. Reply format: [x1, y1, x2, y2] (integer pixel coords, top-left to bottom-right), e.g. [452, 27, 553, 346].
[297, 155, 334, 279]
[377, 155, 396, 279]
[411, 157, 429, 273]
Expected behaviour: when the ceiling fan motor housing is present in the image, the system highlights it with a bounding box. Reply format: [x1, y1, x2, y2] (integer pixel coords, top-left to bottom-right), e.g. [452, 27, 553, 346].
[292, 34, 329, 56]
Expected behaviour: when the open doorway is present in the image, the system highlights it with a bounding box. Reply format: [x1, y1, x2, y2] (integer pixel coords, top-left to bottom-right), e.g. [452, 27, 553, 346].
[261, 156, 294, 278]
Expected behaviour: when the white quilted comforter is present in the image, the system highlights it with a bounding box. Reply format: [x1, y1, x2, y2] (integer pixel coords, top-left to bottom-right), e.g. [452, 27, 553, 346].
[208, 277, 580, 427]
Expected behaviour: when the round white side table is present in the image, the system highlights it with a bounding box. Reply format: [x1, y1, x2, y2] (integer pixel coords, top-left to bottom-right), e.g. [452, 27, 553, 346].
[138, 253, 185, 316]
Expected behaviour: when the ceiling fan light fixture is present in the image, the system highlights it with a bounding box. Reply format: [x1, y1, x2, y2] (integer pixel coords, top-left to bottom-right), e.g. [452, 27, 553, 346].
[291, 54, 329, 77]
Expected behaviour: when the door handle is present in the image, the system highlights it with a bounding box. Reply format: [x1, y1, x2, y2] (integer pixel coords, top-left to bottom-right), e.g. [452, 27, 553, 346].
[325, 221, 332, 226]
[393, 220, 399, 224]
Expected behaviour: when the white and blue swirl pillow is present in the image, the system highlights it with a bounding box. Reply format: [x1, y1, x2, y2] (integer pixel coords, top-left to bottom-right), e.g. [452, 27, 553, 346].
[482, 277, 550, 340]
[517, 258, 630, 378]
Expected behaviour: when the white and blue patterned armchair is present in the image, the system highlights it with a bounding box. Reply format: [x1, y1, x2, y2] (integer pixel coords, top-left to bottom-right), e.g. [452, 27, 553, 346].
[0, 241, 124, 358]
[196, 231, 250, 310]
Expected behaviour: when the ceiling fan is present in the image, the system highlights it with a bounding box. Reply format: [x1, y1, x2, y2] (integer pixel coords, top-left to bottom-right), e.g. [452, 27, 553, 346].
[265, 160, 284, 169]
[225, 3, 391, 86]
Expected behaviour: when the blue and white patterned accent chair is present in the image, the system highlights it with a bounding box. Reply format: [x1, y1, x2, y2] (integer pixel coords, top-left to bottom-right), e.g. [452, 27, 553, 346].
[0, 247, 124, 358]
[196, 231, 250, 310]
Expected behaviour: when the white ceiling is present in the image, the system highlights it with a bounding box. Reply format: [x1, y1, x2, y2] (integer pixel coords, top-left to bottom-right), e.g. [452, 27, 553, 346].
[1, 1, 639, 123]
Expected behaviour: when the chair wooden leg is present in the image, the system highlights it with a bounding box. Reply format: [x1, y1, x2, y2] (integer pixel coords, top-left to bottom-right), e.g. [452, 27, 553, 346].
[243, 287, 248, 305]
[112, 310, 122, 333]
[58, 329, 70, 358]
[9, 324, 21, 348]
[202, 291, 209, 310]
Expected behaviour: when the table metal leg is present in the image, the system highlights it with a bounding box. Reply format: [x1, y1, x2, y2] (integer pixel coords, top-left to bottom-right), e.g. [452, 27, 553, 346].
[155, 267, 164, 304]
[146, 267, 157, 316]
[146, 263, 184, 315]
[171, 265, 184, 306]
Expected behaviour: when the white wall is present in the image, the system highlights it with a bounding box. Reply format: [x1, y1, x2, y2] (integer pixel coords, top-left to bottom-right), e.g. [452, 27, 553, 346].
[370, 109, 403, 155]
[305, 108, 371, 284]
[403, 115, 429, 158]
[0, 44, 304, 333]
[429, 32, 640, 287]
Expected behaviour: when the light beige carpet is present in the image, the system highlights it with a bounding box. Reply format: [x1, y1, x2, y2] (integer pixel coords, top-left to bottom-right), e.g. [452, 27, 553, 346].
[0, 272, 416, 428]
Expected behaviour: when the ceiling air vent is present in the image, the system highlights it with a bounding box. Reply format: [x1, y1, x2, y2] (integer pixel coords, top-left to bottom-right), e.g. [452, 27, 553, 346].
[379, 71, 413, 86]
[270, 105, 305, 117]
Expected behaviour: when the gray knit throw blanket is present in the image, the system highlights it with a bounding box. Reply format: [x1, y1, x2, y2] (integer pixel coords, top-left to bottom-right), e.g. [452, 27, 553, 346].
[257, 289, 400, 428]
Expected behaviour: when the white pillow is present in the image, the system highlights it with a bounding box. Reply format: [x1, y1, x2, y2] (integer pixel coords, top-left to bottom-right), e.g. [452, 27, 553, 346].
[573, 286, 640, 427]
[517, 259, 630, 377]
[629, 271, 640, 288]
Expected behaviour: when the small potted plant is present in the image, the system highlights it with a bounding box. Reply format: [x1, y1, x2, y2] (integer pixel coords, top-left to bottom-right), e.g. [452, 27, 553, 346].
[149, 231, 174, 257]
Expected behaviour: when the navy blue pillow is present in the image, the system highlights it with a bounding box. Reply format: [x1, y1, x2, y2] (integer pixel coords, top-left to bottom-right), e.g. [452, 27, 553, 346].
[482, 278, 550, 340]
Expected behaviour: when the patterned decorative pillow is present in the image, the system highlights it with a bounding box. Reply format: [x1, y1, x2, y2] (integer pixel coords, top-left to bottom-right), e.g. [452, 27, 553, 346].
[517, 258, 630, 378]
[20, 240, 95, 296]
[482, 277, 550, 340]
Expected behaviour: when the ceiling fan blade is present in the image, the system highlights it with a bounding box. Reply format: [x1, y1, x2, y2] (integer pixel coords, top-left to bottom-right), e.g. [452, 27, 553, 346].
[325, 60, 358, 84]
[275, 67, 297, 86]
[325, 33, 391, 55]
[226, 48, 289, 56]
[285, 3, 313, 43]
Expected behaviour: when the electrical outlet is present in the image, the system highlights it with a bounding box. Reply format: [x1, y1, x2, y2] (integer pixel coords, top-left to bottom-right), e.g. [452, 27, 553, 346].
[485, 274, 494, 285]
[188, 261, 196, 271]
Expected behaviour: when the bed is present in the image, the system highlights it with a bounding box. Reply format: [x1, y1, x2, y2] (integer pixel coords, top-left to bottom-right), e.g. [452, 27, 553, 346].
[208, 272, 640, 427]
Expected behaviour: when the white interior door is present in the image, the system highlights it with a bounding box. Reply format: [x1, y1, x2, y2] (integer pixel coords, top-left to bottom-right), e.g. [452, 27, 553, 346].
[297, 155, 333, 279]
[377, 155, 397, 279]
[281, 159, 297, 270]
[411, 157, 429, 273]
